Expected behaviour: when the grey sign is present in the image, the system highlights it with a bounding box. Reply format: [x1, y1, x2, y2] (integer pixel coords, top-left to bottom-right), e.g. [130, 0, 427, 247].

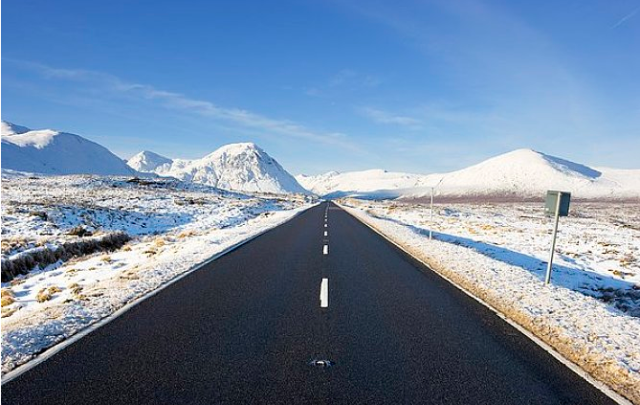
[545, 190, 571, 217]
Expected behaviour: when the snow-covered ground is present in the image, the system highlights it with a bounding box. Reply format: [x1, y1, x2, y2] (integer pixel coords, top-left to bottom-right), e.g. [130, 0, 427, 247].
[1, 173, 314, 374]
[340, 198, 640, 403]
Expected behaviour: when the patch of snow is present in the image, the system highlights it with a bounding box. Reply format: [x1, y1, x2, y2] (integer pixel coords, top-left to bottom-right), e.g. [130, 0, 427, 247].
[1, 121, 31, 136]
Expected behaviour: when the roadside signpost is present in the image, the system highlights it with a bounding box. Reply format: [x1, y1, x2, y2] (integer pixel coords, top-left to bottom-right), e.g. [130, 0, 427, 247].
[429, 178, 444, 240]
[544, 190, 571, 284]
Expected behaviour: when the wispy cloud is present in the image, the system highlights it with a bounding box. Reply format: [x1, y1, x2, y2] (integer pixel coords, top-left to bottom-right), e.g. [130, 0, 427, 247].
[7, 60, 361, 151]
[359, 106, 422, 128]
[612, 6, 640, 28]
[328, 69, 381, 88]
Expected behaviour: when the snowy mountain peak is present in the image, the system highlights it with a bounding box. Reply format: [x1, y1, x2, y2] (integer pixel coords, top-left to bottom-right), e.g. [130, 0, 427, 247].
[127, 150, 173, 173]
[127, 142, 308, 195]
[482, 149, 601, 180]
[1, 123, 136, 176]
[1, 121, 31, 136]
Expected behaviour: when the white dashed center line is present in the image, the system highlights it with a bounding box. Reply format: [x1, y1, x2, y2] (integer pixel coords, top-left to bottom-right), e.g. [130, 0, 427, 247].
[320, 278, 329, 308]
[324, 231, 328, 237]
[323, 245, 328, 255]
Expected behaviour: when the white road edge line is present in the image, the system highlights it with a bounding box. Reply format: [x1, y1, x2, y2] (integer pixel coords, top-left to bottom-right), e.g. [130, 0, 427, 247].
[320, 278, 329, 308]
[0, 203, 321, 386]
[323, 245, 328, 255]
[337, 203, 632, 405]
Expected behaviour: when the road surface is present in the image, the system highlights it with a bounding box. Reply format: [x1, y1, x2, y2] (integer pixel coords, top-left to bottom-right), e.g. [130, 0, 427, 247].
[2, 202, 617, 404]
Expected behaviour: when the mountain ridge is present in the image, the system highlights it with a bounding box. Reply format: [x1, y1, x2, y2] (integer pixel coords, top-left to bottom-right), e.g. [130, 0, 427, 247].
[128, 142, 308, 195]
[1, 122, 136, 176]
[297, 149, 640, 199]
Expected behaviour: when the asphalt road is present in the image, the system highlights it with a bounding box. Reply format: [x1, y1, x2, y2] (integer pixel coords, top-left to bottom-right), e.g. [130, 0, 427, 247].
[2, 202, 617, 404]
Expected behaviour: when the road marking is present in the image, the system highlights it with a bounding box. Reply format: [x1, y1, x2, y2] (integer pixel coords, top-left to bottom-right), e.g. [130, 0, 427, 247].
[324, 224, 327, 228]
[324, 231, 328, 237]
[320, 278, 329, 308]
[323, 245, 328, 255]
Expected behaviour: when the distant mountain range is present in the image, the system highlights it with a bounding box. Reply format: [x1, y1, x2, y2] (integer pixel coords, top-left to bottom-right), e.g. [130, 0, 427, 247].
[1, 121, 307, 195]
[127, 144, 308, 195]
[297, 149, 640, 200]
[2, 121, 638, 199]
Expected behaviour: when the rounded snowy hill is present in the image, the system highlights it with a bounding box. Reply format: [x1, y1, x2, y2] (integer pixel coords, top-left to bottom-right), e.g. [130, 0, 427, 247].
[296, 169, 430, 198]
[128, 143, 308, 195]
[403, 149, 640, 199]
[1, 121, 136, 176]
[127, 151, 173, 173]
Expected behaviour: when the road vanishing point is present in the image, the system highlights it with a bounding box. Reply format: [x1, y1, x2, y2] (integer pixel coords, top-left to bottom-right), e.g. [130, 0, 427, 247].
[2, 202, 617, 404]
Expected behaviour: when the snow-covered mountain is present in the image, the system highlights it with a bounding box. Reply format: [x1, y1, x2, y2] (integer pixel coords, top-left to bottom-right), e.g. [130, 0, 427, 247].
[296, 169, 431, 198]
[127, 150, 173, 173]
[1, 121, 136, 176]
[128, 143, 308, 195]
[299, 149, 640, 200]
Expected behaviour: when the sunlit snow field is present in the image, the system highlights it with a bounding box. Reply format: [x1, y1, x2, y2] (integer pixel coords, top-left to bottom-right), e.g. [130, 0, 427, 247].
[349, 199, 640, 314]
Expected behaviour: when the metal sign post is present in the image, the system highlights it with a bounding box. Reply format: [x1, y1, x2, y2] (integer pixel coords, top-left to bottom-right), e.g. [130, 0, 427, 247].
[544, 190, 571, 284]
[429, 178, 444, 241]
[429, 187, 434, 240]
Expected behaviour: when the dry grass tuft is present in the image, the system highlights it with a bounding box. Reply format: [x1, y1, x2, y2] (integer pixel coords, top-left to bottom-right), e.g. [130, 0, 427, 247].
[100, 255, 113, 264]
[1, 288, 16, 307]
[177, 230, 196, 239]
[48, 286, 62, 294]
[36, 289, 52, 303]
[1, 296, 15, 307]
[1, 307, 18, 318]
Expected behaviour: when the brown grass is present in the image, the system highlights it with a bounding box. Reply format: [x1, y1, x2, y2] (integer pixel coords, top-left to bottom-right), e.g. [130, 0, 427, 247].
[36, 289, 52, 303]
[1, 231, 130, 282]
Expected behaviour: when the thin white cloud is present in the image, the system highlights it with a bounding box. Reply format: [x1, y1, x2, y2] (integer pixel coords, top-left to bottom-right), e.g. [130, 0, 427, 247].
[359, 106, 422, 127]
[8, 60, 361, 151]
[612, 6, 640, 28]
[328, 69, 381, 88]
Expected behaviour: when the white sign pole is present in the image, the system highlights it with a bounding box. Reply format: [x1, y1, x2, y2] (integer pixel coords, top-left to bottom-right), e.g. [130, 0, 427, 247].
[545, 192, 562, 285]
[429, 187, 434, 240]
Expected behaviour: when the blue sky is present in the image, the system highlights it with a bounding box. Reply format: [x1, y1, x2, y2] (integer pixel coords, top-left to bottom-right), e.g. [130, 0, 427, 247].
[2, 0, 639, 174]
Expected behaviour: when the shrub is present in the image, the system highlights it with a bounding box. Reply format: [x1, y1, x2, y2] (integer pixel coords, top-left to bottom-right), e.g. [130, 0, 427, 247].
[1, 232, 131, 282]
[67, 226, 92, 237]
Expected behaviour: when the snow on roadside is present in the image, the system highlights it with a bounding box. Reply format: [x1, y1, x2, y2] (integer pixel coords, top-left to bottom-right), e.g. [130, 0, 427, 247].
[1, 174, 314, 374]
[339, 199, 640, 404]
